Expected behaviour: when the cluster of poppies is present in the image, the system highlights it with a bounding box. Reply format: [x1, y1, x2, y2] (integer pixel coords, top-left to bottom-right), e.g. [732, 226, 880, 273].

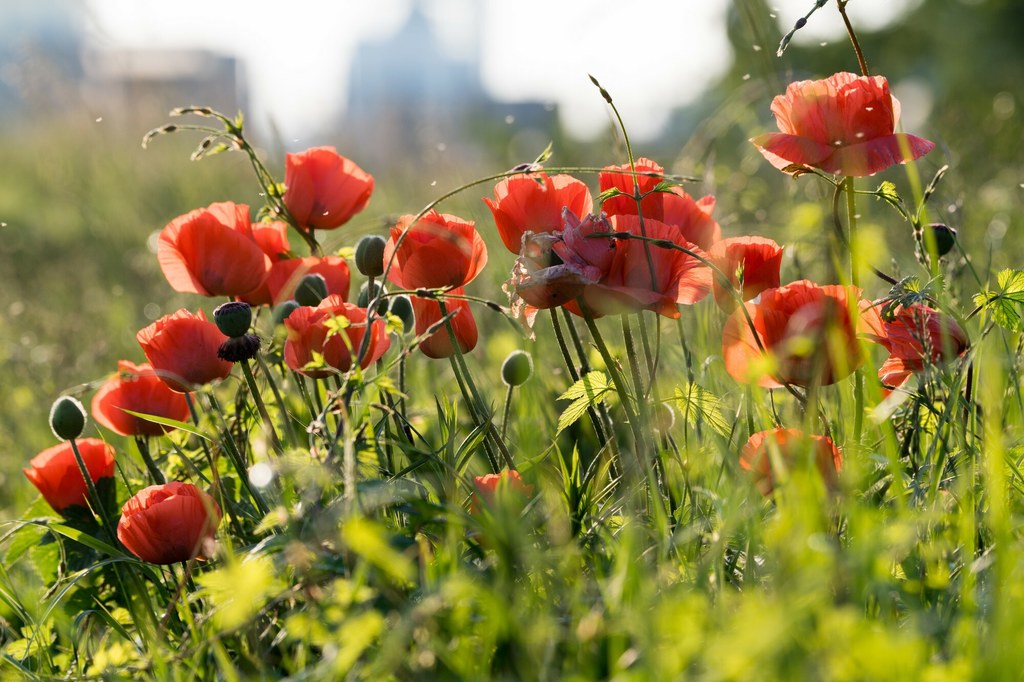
[23, 70, 971, 555]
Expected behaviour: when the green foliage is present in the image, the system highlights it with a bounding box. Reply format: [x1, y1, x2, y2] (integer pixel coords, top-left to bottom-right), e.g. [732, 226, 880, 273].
[974, 268, 1024, 332]
[556, 371, 612, 434]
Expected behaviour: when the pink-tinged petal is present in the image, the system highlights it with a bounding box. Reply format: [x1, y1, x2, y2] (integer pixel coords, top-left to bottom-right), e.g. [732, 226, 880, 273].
[751, 133, 835, 171]
[819, 134, 936, 177]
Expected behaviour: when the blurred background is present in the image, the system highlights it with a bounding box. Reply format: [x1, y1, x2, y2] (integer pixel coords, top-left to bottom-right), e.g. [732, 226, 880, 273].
[1, 0, 1021, 509]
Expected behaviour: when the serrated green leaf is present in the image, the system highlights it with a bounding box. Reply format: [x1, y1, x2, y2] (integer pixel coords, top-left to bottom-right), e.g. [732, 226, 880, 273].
[674, 383, 729, 436]
[556, 373, 611, 434]
[596, 187, 626, 204]
[975, 269, 1024, 332]
[876, 180, 901, 206]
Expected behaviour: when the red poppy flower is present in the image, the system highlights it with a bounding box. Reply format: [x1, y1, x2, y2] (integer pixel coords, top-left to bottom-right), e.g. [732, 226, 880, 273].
[869, 304, 969, 388]
[383, 210, 488, 291]
[117, 481, 221, 565]
[708, 236, 784, 312]
[740, 428, 842, 496]
[251, 255, 351, 307]
[599, 158, 721, 249]
[283, 146, 374, 230]
[574, 215, 711, 318]
[23, 439, 116, 513]
[158, 202, 270, 297]
[472, 469, 533, 510]
[91, 361, 191, 437]
[283, 295, 390, 378]
[251, 221, 291, 261]
[483, 173, 593, 254]
[722, 280, 881, 388]
[137, 309, 233, 393]
[411, 289, 478, 359]
[751, 72, 935, 177]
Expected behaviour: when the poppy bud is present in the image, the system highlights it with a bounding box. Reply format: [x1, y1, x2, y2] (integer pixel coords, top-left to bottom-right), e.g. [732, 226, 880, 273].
[357, 281, 389, 315]
[354, 235, 386, 277]
[389, 295, 415, 331]
[50, 396, 87, 441]
[273, 300, 301, 326]
[24, 439, 115, 514]
[213, 301, 253, 338]
[926, 223, 957, 257]
[294, 274, 329, 307]
[501, 350, 533, 387]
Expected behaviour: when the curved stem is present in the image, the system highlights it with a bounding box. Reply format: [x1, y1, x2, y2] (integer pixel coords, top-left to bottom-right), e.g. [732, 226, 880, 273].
[837, 0, 870, 76]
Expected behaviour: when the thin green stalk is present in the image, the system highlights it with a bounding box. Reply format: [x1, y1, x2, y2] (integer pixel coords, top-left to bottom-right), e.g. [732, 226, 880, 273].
[845, 176, 865, 444]
[550, 309, 610, 446]
[204, 392, 271, 517]
[68, 438, 117, 544]
[240, 360, 285, 457]
[501, 384, 514, 440]
[134, 437, 166, 485]
[256, 353, 298, 446]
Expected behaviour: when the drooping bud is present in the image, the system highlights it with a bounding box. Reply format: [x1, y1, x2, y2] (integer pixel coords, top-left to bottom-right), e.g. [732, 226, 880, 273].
[354, 235, 387, 277]
[213, 301, 252, 338]
[50, 396, 87, 441]
[926, 223, 957, 258]
[389, 295, 414, 331]
[294, 274, 329, 307]
[501, 350, 533, 387]
[357, 281, 389, 315]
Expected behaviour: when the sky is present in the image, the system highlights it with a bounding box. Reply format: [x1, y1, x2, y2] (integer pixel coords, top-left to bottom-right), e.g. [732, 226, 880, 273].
[81, 0, 919, 142]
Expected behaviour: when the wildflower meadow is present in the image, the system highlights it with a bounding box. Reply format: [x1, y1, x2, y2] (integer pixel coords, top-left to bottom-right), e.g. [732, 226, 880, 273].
[4, 2, 1024, 679]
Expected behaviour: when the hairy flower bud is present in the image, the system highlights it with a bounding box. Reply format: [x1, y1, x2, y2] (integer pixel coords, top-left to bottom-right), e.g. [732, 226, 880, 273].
[501, 350, 533, 387]
[49, 396, 87, 441]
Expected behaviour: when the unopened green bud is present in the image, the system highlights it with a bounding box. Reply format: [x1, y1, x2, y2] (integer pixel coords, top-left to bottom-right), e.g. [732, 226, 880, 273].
[389, 295, 414, 331]
[272, 300, 301, 326]
[357, 281, 389, 315]
[501, 350, 533, 387]
[927, 223, 957, 258]
[213, 301, 252, 338]
[354, 235, 387, 277]
[295, 274, 329, 307]
[50, 396, 87, 441]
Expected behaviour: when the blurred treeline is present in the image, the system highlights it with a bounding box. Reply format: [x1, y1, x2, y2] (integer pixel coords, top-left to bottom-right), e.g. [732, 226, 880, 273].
[1, 0, 1021, 512]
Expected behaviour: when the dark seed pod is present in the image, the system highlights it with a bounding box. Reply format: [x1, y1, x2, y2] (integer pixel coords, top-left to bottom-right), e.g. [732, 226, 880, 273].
[354, 235, 387, 278]
[213, 301, 252, 338]
[294, 274, 329, 307]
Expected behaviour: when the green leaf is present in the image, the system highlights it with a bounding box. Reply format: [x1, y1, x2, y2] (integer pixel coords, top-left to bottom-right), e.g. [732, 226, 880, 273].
[557, 372, 611, 434]
[46, 523, 126, 558]
[974, 269, 1024, 332]
[198, 554, 284, 630]
[674, 383, 729, 436]
[120, 410, 211, 440]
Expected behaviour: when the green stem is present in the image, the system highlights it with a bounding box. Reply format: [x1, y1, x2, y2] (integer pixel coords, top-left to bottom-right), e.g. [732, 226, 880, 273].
[204, 392, 271, 517]
[845, 176, 865, 444]
[256, 353, 297, 446]
[501, 384, 514, 440]
[837, 0, 870, 76]
[68, 438, 117, 544]
[240, 360, 284, 456]
[134, 437, 166, 485]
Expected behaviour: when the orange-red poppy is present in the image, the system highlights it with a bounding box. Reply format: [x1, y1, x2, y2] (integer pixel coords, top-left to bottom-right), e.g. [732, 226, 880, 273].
[383, 210, 488, 291]
[158, 202, 270, 297]
[136, 309, 233, 393]
[740, 428, 842, 496]
[117, 481, 221, 565]
[708, 236, 784, 312]
[283, 146, 374, 230]
[573, 216, 711, 318]
[722, 280, 881, 388]
[751, 72, 935, 177]
[251, 221, 291, 261]
[869, 304, 969, 388]
[23, 439, 115, 514]
[91, 361, 190, 437]
[411, 289, 478, 359]
[283, 295, 390, 378]
[483, 173, 593, 254]
[251, 255, 351, 307]
[472, 469, 533, 511]
[599, 158, 721, 249]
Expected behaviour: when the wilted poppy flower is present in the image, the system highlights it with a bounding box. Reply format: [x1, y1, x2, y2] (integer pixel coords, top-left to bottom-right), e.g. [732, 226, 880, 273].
[751, 72, 935, 177]
[575, 215, 711, 318]
[137, 309, 233, 393]
[740, 428, 842, 496]
[869, 304, 969, 388]
[722, 280, 881, 388]
[117, 481, 221, 565]
[283, 295, 390, 378]
[599, 158, 721, 249]
[23, 439, 115, 514]
[507, 211, 615, 313]
[383, 210, 488, 291]
[158, 202, 270, 297]
[91, 361, 190, 437]
[708, 236, 784, 312]
[283, 146, 374, 230]
[484, 173, 593, 254]
[472, 469, 534, 510]
[252, 255, 351, 307]
[411, 289, 478, 359]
